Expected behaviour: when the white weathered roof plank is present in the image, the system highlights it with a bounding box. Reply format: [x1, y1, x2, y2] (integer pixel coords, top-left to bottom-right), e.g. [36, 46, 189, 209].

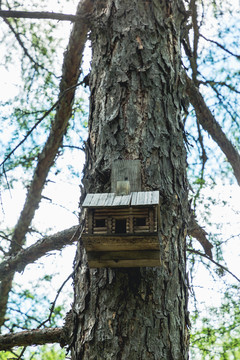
[151, 191, 160, 205]
[131, 191, 159, 206]
[82, 193, 94, 207]
[103, 193, 115, 207]
[112, 194, 132, 207]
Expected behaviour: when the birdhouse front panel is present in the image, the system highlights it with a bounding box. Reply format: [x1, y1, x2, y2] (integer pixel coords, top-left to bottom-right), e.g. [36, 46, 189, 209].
[85, 207, 157, 235]
[82, 191, 161, 267]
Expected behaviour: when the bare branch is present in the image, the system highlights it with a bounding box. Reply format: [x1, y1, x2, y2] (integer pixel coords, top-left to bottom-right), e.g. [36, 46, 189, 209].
[189, 0, 200, 82]
[2, 17, 54, 76]
[39, 271, 74, 332]
[200, 33, 240, 59]
[200, 80, 240, 95]
[0, 225, 80, 281]
[187, 248, 240, 283]
[0, 327, 65, 351]
[188, 213, 213, 258]
[0, 10, 80, 22]
[0, 279, 13, 328]
[185, 73, 240, 186]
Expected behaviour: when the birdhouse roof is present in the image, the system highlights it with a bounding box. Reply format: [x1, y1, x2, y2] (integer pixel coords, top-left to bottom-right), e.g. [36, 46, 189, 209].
[82, 191, 159, 208]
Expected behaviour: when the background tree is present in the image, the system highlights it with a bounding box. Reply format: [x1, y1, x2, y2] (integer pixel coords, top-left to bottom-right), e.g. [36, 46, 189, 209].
[0, 0, 239, 359]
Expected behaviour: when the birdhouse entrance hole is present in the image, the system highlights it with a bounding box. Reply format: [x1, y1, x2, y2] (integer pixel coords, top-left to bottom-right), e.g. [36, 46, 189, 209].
[95, 219, 105, 228]
[135, 217, 146, 226]
[115, 219, 127, 234]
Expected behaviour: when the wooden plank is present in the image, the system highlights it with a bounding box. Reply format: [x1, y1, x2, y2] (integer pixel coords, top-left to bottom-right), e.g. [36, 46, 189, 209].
[128, 216, 134, 233]
[103, 193, 115, 207]
[112, 194, 132, 207]
[83, 193, 116, 207]
[155, 207, 158, 232]
[107, 217, 112, 234]
[133, 226, 149, 230]
[111, 160, 141, 193]
[88, 259, 161, 268]
[149, 208, 154, 232]
[132, 209, 149, 215]
[94, 209, 148, 216]
[83, 191, 159, 207]
[93, 229, 107, 232]
[116, 180, 130, 195]
[82, 193, 94, 207]
[87, 250, 161, 268]
[131, 191, 159, 206]
[82, 234, 159, 251]
[88, 209, 93, 234]
[88, 250, 161, 260]
[151, 191, 160, 205]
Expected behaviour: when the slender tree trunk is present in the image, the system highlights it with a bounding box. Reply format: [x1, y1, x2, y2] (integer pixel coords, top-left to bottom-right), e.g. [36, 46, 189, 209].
[71, 0, 190, 358]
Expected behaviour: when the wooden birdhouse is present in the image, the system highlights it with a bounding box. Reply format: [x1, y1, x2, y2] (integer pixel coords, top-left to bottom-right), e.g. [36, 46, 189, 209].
[82, 160, 161, 268]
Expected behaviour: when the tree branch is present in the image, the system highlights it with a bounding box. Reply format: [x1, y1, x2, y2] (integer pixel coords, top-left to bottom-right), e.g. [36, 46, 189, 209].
[0, 10, 80, 22]
[3, 17, 50, 73]
[0, 225, 80, 281]
[188, 213, 213, 258]
[0, 0, 94, 328]
[199, 80, 240, 95]
[0, 327, 65, 351]
[185, 73, 240, 186]
[200, 33, 240, 59]
[189, 0, 199, 82]
[187, 248, 240, 283]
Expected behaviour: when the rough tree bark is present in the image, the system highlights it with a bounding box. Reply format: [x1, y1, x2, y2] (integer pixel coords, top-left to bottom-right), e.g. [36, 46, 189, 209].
[70, 0, 190, 359]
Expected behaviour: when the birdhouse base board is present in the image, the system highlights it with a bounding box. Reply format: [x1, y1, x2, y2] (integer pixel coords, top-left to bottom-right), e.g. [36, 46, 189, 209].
[86, 250, 161, 268]
[82, 234, 159, 252]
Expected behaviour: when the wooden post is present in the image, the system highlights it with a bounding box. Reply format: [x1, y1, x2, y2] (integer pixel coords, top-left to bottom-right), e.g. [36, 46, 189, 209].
[107, 216, 112, 234]
[88, 209, 93, 234]
[149, 208, 154, 232]
[111, 160, 141, 193]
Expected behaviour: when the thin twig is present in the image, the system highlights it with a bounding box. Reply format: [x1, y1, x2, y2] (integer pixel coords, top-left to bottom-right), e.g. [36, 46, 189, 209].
[0, 82, 82, 169]
[200, 33, 240, 59]
[40, 226, 83, 327]
[199, 80, 240, 95]
[187, 248, 240, 283]
[3, 16, 60, 80]
[43, 271, 74, 327]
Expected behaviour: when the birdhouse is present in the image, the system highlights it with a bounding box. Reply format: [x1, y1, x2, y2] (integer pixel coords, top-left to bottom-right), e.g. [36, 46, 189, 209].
[81, 160, 161, 268]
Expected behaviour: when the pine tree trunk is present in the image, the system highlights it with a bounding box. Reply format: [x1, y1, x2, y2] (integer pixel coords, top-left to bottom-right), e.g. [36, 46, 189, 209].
[71, 0, 190, 358]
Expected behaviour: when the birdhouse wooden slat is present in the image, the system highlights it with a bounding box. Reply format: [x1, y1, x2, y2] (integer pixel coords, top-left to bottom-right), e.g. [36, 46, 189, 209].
[111, 160, 141, 193]
[81, 160, 161, 268]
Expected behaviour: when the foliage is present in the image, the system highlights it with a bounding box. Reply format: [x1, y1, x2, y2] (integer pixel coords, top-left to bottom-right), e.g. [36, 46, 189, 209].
[0, 345, 66, 360]
[190, 287, 240, 359]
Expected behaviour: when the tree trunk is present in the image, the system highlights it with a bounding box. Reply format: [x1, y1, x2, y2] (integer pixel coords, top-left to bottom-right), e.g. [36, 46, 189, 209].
[71, 0, 190, 358]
